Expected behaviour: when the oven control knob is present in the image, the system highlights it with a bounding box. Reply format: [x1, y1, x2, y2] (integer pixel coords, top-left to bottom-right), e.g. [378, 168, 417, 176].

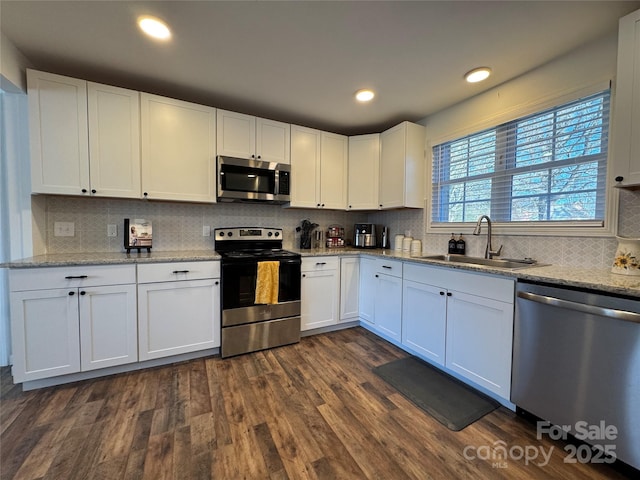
[268, 232, 273, 237]
[228, 232, 233, 237]
[274, 232, 280, 237]
[219, 232, 225, 237]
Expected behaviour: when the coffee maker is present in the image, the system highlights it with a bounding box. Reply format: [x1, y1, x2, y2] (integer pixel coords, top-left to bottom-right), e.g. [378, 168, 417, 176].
[354, 223, 377, 248]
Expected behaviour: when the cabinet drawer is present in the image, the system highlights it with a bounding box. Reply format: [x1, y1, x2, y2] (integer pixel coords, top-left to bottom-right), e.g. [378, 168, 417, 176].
[403, 263, 514, 303]
[301, 256, 339, 272]
[137, 261, 220, 283]
[10, 264, 136, 291]
[374, 258, 402, 277]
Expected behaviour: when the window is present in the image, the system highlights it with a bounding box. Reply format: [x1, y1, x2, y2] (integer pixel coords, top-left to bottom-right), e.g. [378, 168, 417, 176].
[431, 90, 611, 227]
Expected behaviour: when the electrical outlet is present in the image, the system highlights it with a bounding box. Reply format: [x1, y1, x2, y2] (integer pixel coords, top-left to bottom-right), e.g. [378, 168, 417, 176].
[107, 224, 117, 237]
[202, 225, 211, 237]
[54, 222, 75, 237]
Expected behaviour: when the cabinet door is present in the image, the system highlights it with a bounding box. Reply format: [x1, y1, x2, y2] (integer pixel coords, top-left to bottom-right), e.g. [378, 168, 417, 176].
[348, 134, 380, 210]
[339, 257, 359, 321]
[257, 117, 290, 164]
[290, 125, 321, 208]
[87, 82, 141, 198]
[374, 273, 403, 342]
[445, 291, 513, 398]
[10, 288, 80, 382]
[401, 280, 446, 366]
[216, 109, 256, 159]
[379, 122, 406, 209]
[612, 9, 640, 187]
[301, 269, 339, 331]
[27, 69, 90, 195]
[359, 258, 376, 325]
[138, 279, 220, 360]
[320, 132, 348, 210]
[79, 284, 137, 371]
[141, 93, 217, 202]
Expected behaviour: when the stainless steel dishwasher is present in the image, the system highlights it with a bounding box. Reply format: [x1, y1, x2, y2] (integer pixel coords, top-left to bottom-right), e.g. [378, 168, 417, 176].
[513, 281, 640, 470]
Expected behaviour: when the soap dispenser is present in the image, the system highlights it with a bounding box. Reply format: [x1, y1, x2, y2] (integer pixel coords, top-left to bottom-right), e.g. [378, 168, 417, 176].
[456, 234, 466, 255]
[448, 234, 457, 254]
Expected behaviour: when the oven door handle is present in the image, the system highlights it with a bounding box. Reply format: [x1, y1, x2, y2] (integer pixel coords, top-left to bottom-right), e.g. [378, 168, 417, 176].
[517, 291, 640, 324]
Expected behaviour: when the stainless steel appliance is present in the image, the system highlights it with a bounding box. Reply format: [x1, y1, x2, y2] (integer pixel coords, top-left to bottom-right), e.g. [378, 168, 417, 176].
[354, 223, 377, 248]
[513, 281, 640, 470]
[215, 227, 301, 358]
[381, 226, 390, 249]
[217, 156, 291, 203]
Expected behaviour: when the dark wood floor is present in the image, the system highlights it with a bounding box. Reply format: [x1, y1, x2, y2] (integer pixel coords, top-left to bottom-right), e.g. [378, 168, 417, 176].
[0, 327, 634, 479]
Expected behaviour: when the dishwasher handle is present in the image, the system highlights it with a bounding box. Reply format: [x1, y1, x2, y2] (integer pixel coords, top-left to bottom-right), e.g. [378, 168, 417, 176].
[517, 291, 640, 324]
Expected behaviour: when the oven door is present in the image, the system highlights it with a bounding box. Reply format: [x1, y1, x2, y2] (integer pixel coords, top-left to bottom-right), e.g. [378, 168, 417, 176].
[221, 257, 301, 327]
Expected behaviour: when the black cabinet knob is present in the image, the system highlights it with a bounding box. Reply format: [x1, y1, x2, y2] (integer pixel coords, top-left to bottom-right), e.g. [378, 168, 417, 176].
[251, 155, 255, 159]
[615, 176, 624, 182]
[302, 274, 306, 278]
[68, 291, 75, 296]
[375, 274, 379, 278]
[91, 189, 96, 194]
[215, 281, 219, 285]
[80, 291, 86, 296]
[446, 292, 452, 297]
[439, 291, 445, 296]
[81, 189, 87, 193]
[321, 204, 325, 207]
[143, 192, 148, 197]
[257, 155, 261, 159]
[317, 203, 321, 207]
[379, 204, 383, 208]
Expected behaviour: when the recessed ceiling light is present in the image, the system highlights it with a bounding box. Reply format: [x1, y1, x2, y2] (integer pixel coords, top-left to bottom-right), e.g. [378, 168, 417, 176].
[465, 67, 491, 83]
[138, 16, 171, 40]
[355, 89, 375, 102]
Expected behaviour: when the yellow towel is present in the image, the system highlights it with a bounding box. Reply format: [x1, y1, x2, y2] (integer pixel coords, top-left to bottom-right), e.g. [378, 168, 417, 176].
[255, 261, 280, 304]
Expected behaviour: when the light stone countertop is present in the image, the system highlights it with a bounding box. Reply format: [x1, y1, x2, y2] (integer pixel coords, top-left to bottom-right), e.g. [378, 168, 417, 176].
[4, 248, 640, 298]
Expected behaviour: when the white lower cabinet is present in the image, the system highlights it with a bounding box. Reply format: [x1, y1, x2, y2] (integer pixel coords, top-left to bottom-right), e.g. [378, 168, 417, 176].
[339, 257, 359, 321]
[9, 265, 137, 383]
[445, 291, 513, 399]
[359, 258, 403, 341]
[402, 263, 514, 399]
[301, 257, 340, 331]
[401, 279, 446, 366]
[137, 262, 220, 360]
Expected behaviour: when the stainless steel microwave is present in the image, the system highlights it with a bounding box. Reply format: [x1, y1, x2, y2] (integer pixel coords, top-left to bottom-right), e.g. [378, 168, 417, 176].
[217, 156, 291, 204]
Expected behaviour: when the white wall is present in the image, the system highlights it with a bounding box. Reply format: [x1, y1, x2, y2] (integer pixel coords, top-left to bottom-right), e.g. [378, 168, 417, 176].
[1, 31, 30, 93]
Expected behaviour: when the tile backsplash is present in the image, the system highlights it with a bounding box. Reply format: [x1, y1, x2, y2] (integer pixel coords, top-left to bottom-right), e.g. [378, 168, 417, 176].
[37, 189, 639, 269]
[40, 196, 366, 253]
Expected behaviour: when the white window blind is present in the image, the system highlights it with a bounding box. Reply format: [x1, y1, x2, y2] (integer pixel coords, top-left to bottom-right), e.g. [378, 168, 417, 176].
[431, 90, 610, 226]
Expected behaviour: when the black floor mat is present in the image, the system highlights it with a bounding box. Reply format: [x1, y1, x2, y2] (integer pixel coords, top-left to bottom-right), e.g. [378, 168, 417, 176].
[373, 356, 500, 431]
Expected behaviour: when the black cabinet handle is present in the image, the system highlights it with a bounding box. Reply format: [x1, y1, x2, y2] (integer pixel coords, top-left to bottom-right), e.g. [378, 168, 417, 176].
[65, 275, 88, 279]
[447, 292, 452, 297]
[68, 291, 75, 296]
[316, 262, 326, 266]
[382, 265, 392, 269]
[91, 189, 96, 194]
[615, 176, 624, 182]
[81, 189, 87, 193]
[172, 270, 190, 274]
[80, 291, 86, 296]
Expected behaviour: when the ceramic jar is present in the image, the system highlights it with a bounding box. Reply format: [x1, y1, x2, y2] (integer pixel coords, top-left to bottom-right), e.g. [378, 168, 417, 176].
[611, 236, 640, 276]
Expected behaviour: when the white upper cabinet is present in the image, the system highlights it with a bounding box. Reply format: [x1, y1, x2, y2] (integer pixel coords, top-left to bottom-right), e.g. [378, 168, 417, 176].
[141, 93, 217, 202]
[87, 82, 141, 198]
[379, 121, 425, 209]
[612, 9, 640, 188]
[319, 131, 348, 210]
[28, 69, 90, 195]
[217, 109, 290, 164]
[348, 134, 380, 210]
[290, 125, 347, 210]
[27, 70, 141, 198]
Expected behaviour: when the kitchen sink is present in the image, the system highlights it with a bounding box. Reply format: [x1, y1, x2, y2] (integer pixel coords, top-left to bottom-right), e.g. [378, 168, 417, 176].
[421, 254, 546, 270]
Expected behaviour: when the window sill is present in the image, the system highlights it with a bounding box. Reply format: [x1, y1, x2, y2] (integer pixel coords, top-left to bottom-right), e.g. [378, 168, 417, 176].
[427, 220, 616, 238]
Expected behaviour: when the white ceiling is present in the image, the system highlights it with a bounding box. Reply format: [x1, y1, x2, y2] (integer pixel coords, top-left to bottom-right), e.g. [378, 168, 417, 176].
[2, 1, 639, 135]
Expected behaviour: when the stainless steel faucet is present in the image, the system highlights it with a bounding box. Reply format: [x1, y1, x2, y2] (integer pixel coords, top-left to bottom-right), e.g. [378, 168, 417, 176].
[472, 215, 503, 259]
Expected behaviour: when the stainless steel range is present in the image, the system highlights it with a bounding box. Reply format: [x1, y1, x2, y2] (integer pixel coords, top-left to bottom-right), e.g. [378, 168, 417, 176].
[215, 227, 301, 358]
